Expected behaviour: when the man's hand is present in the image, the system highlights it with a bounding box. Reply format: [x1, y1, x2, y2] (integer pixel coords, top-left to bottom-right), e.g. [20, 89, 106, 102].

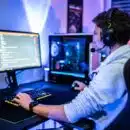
[13, 93, 33, 111]
[72, 81, 87, 91]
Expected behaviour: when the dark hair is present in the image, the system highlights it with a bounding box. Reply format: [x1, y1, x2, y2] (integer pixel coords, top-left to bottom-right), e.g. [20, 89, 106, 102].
[92, 8, 130, 45]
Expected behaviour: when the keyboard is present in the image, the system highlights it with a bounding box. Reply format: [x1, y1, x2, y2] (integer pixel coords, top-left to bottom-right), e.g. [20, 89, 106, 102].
[4, 88, 52, 107]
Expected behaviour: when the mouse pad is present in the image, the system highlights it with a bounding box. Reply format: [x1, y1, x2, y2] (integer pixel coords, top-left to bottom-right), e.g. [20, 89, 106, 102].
[0, 102, 34, 123]
[0, 91, 78, 123]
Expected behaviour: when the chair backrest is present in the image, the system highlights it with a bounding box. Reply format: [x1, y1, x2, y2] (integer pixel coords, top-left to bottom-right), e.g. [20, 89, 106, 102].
[105, 58, 130, 130]
[124, 58, 130, 91]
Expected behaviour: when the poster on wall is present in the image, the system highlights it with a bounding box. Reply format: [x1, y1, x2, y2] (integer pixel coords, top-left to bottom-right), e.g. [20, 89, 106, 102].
[67, 0, 83, 33]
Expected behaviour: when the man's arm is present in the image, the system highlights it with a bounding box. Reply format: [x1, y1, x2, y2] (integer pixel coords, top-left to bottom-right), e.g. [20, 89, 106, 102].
[13, 93, 69, 122]
[32, 104, 69, 122]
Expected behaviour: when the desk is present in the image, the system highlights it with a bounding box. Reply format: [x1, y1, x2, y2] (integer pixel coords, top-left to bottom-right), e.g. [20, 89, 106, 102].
[0, 81, 78, 130]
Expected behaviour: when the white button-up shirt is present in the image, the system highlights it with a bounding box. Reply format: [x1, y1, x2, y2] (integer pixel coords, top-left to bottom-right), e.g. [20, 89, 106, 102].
[64, 44, 130, 130]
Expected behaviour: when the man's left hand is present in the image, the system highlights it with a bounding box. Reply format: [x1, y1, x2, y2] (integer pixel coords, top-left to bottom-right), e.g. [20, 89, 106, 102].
[13, 93, 33, 111]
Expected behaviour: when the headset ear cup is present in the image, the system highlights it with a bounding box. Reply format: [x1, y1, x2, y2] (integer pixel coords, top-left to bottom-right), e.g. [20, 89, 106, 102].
[100, 32, 103, 41]
[102, 30, 109, 46]
[102, 29, 115, 46]
[102, 8, 117, 46]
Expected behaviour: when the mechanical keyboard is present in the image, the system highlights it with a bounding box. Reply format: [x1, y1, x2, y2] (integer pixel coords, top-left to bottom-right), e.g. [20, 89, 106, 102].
[4, 88, 52, 107]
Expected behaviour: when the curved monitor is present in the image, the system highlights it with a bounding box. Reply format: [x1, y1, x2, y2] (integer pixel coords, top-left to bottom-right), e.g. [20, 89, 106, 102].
[49, 34, 92, 84]
[0, 30, 42, 72]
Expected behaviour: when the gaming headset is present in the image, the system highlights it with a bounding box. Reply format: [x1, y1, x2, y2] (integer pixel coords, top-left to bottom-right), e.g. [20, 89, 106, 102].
[101, 8, 118, 47]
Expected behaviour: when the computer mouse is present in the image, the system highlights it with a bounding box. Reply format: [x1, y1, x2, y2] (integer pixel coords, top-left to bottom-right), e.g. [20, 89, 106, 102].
[71, 82, 79, 91]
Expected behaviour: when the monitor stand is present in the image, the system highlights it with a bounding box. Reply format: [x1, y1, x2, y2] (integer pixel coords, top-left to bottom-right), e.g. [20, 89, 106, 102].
[0, 70, 18, 100]
[6, 70, 18, 91]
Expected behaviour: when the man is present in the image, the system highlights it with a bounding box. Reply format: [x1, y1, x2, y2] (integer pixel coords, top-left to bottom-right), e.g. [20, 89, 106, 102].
[13, 8, 130, 130]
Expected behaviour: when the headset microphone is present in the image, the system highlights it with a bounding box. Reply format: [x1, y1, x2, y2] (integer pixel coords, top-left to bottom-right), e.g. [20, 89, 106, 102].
[91, 48, 96, 52]
[91, 45, 106, 53]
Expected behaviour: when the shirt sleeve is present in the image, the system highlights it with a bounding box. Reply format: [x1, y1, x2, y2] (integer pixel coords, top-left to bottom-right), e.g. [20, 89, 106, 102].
[64, 63, 126, 123]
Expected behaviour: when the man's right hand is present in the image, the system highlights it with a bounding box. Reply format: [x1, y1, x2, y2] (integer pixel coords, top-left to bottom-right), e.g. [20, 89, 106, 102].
[72, 81, 87, 91]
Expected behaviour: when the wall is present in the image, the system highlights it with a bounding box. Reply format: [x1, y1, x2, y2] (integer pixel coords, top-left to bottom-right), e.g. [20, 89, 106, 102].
[83, 0, 104, 33]
[83, 0, 104, 71]
[0, 0, 106, 89]
[104, 0, 111, 10]
[0, 0, 67, 88]
[0, 0, 105, 129]
[0, 0, 30, 88]
[0, 0, 105, 88]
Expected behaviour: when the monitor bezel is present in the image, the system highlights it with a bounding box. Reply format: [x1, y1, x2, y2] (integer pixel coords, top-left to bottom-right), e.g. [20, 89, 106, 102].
[0, 30, 42, 73]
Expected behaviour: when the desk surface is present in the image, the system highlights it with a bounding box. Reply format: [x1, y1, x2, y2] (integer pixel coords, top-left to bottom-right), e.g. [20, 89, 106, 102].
[0, 81, 78, 130]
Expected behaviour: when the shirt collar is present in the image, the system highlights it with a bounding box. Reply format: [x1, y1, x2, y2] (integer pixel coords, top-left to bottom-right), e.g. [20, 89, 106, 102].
[101, 44, 130, 66]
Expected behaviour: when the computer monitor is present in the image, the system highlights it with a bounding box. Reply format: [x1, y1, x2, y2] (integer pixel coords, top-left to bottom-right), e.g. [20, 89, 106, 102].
[49, 34, 92, 84]
[0, 30, 42, 89]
